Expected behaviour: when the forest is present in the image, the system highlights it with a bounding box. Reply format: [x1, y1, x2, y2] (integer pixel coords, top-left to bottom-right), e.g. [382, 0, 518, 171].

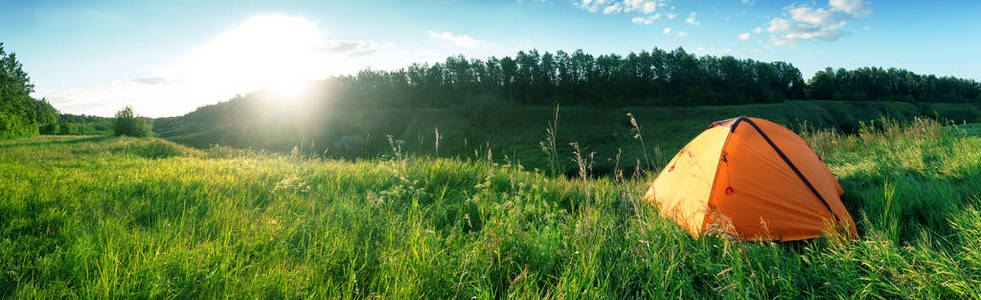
[313, 47, 980, 109]
[3, 45, 981, 140]
[808, 66, 981, 102]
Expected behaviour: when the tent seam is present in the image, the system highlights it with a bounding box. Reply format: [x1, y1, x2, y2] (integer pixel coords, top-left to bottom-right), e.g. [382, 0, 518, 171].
[701, 127, 736, 234]
[731, 117, 843, 225]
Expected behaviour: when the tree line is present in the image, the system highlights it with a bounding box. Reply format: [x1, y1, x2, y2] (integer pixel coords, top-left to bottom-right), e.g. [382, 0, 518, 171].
[808, 67, 981, 102]
[4, 43, 981, 140]
[155, 47, 980, 151]
[322, 47, 807, 108]
[0, 43, 59, 138]
[314, 47, 979, 110]
[1, 43, 114, 138]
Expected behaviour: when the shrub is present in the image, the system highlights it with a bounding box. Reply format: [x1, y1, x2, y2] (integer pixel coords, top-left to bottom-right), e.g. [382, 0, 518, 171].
[112, 106, 152, 137]
[0, 112, 37, 139]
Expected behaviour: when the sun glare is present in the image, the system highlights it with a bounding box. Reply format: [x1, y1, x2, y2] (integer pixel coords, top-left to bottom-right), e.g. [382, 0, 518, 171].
[268, 81, 304, 96]
[266, 80, 310, 100]
[171, 14, 332, 104]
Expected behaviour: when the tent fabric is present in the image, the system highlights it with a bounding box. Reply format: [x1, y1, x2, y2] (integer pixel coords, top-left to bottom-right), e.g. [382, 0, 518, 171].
[648, 126, 730, 235]
[645, 117, 858, 241]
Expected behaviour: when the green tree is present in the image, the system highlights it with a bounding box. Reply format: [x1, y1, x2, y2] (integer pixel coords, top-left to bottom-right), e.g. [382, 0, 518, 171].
[1, 42, 61, 138]
[112, 106, 152, 137]
[807, 68, 836, 100]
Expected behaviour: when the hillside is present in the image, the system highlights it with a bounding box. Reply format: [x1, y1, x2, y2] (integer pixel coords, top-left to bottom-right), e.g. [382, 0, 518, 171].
[155, 100, 981, 176]
[3, 119, 980, 298]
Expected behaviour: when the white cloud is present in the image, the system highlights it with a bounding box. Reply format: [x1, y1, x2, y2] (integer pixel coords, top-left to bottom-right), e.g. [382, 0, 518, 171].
[692, 47, 732, 56]
[632, 14, 661, 24]
[753, 26, 763, 34]
[577, 0, 673, 24]
[578, 0, 601, 13]
[738, 32, 751, 40]
[35, 14, 422, 117]
[320, 40, 387, 56]
[742, 0, 756, 6]
[788, 6, 834, 25]
[675, 31, 687, 37]
[642, 1, 658, 14]
[666, 13, 677, 19]
[603, 3, 623, 14]
[578, 0, 666, 15]
[685, 12, 700, 25]
[762, 0, 871, 46]
[767, 17, 791, 33]
[830, 0, 869, 16]
[427, 31, 485, 47]
[662, 27, 672, 34]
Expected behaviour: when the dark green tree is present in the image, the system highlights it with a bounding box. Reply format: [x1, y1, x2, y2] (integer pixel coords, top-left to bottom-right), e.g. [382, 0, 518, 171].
[112, 106, 152, 137]
[1, 42, 59, 138]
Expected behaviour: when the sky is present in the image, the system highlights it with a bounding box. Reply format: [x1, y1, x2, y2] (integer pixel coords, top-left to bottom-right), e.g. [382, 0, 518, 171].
[1, 0, 979, 117]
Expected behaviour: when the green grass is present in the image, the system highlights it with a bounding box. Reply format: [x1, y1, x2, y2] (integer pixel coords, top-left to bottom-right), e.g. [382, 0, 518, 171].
[157, 100, 981, 178]
[2, 119, 980, 298]
[959, 122, 981, 137]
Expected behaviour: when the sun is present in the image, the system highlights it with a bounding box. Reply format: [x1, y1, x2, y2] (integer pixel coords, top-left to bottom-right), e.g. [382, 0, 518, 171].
[172, 14, 332, 103]
[266, 80, 310, 99]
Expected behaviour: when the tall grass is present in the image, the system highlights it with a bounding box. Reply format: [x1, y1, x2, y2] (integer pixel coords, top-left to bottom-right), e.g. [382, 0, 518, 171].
[434, 126, 443, 157]
[539, 103, 561, 177]
[1, 117, 980, 298]
[626, 112, 663, 173]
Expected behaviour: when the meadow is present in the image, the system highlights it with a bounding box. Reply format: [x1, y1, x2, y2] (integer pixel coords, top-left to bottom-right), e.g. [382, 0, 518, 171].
[155, 100, 981, 178]
[2, 117, 980, 298]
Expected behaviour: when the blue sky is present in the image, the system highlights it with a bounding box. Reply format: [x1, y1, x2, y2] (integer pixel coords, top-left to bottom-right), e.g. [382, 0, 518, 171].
[1, 0, 979, 117]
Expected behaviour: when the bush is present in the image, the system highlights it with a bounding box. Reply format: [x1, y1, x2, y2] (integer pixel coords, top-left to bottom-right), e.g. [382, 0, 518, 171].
[0, 112, 37, 139]
[112, 106, 152, 137]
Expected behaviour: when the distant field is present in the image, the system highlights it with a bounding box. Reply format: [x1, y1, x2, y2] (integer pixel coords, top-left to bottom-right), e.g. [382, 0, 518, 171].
[960, 122, 981, 136]
[2, 119, 980, 298]
[155, 100, 981, 176]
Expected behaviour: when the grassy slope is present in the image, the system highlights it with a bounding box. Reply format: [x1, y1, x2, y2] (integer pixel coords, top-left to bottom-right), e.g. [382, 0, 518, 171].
[158, 100, 981, 176]
[2, 119, 980, 298]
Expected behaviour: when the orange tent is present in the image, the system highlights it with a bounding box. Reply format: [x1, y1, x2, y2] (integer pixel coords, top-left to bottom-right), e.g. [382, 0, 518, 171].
[644, 117, 857, 241]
